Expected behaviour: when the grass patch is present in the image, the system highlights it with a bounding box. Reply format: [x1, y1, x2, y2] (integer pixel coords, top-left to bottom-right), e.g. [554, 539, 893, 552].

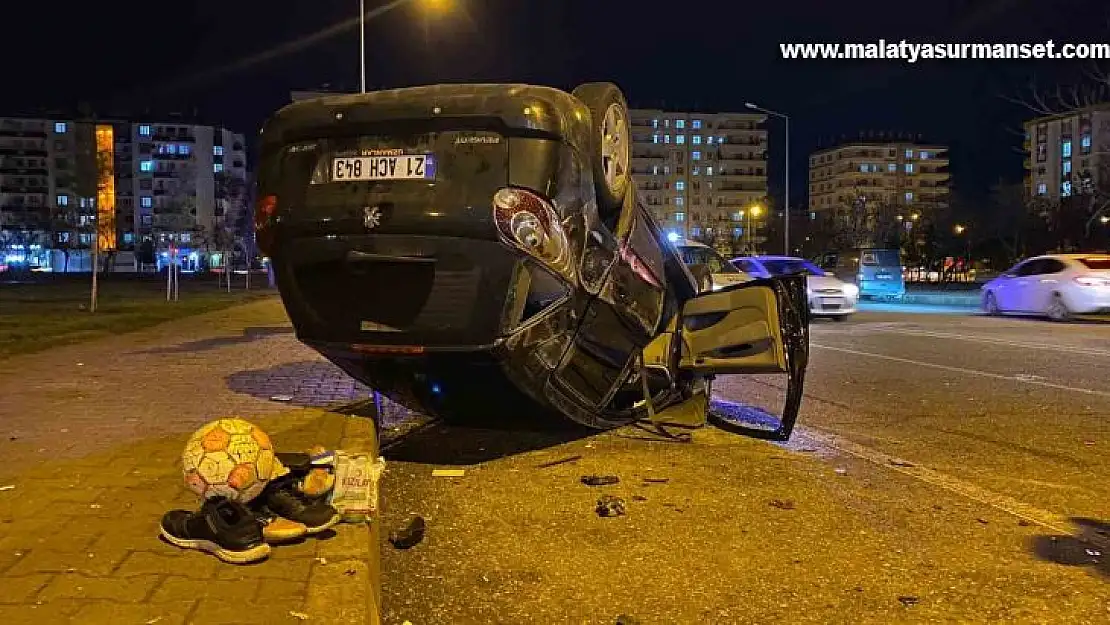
[0, 274, 275, 357]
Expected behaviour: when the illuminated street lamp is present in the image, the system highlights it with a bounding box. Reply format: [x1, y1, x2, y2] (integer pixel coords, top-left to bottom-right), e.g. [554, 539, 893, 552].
[954, 224, 966, 235]
[1101, 215, 1110, 224]
[744, 102, 790, 254]
[745, 204, 763, 252]
[911, 213, 920, 221]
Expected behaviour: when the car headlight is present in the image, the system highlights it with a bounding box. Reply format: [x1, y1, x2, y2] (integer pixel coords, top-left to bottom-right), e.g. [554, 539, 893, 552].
[842, 283, 859, 298]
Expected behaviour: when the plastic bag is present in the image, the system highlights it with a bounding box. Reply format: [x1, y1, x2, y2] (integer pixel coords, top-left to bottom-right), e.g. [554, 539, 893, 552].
[330, 452, 386, 523]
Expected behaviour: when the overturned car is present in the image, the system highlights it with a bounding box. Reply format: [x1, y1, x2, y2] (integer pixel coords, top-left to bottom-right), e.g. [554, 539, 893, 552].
[256, 82, 809, 439]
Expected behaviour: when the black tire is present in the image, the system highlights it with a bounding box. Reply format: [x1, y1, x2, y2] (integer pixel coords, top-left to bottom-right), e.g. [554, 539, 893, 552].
[572, 82, 632, 220]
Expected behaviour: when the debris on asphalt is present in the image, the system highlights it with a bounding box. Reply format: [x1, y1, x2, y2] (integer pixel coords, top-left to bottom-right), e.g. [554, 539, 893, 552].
[769, 499, 795, 510]
[632, 495, 648, 502]
[1085, 548, 1101, 557]
[345, 568, 357, 576]
[888, 459, 915, 468]
[898, 596, 919, 607]
[389, 515, 426, 549]
[642, 477, 669, 484]
[581, 475, 620, 486]
[145, 617, 163, 625]
[431, 469, 465, 478]
[270, 394, 294, 402]
[0, 485, 14, 492]
[537, 455, 583, 469]
[615, 615, 642, 625]
[1018, 519, 1033, 527]
[315, 557, 328, 565]
[596, 495, 626, 518]
[976, 518, 989, 525]
[834, 467, 848, 475]
[89, 504, 101, 509]
[8, 436, 15, 441]
[289, 611, 309, 620]
[1083, 440, 1096, 446]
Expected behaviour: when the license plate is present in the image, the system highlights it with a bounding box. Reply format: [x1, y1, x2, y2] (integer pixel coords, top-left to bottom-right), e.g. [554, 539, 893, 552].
[332, 154, 435, 182]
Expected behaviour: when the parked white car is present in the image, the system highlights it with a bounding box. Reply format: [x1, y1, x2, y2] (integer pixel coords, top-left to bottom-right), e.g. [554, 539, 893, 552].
[733, 255, 859, 320]
[672, 239, 752, 291]
[981, 254, 1110, 321]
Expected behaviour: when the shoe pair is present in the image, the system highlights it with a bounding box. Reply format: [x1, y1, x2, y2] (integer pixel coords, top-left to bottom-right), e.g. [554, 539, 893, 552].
[161, 477, 340, 564]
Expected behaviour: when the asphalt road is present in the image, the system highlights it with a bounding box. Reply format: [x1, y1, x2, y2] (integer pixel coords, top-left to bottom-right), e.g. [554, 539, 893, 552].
[379, 308, 1110, 624]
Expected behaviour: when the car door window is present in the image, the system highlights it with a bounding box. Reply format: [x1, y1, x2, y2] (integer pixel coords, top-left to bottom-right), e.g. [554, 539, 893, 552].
[1041, 259, 1067, 274]
[735, 259, 759, 274]
[1015, 260, 1043, 277]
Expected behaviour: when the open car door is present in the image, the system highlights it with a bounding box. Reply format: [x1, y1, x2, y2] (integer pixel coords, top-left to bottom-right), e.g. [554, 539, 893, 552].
[678, 276, 810, 440]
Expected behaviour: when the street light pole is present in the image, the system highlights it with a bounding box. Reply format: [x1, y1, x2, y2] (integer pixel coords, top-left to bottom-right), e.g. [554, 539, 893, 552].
[745, 102, 790, 255]
[359, 0, 366, 93]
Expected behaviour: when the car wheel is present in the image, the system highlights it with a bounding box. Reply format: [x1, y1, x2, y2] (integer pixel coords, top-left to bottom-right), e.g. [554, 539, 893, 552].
[572, 82, 631, 220]
[1047, 293, 1071, 322]
[983, 291, 1000, 315]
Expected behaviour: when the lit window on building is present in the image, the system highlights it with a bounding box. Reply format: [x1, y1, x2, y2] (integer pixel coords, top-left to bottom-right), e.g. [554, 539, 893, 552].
[653, 134, 660, 144]
[180, 144, 191, 155]
[676, 120, 685, 129]
[56, 195, 68, 206]
[707, 136, 715, 145]
[214, 146, 224, 156]
[859, 164, 868, 173]
[214, 163, 224, 173]
[676, 135, 686, 145]
[167, 144, 178, 155]
[706, 166, 713, 175]
[905, 163, 914, 173]
[140, 196, 153, 208]
[140, 160, 154, 172]
[733, 227, 742, 236]
[1062, 140, 1072, 158]
[664, 119, 670, 128]
[675, 196, 685, 206]
[674, 211, 685, 222]
[139, 125, 151, 136]
[1062, 181, 1072, 196]
[888, 163, 896, 172]
[904, 192, 913, 202]
[652, 119, 659, 129]
[692, 135, 702, 145]
[652, 165, 659, 175]
[692, 151, 701, 161]
[732, 212, 742, 221]
[905, 149, 913, 158]
[664, 166, 670, 175]
[693, 120, 702, 129]
[676, 181, 685, 191]
[54, 122, 67, 133]
[1081, 134, 1092, 154]
[920, 151, 930, 159]
[718, 136, 726, 143]
[123, 233, 135, 244]
[664, 135, 671, 144]
[1063, 160, 1072, 175]
[692, 167, 700, 176]
[691, 227, 701, 237]
[1036, 183, 1047, 195]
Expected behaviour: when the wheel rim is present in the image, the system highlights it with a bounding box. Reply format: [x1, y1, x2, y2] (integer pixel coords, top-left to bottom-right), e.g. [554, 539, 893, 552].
[1049, 297, 1067, 320]
[600, 103, 629, 193]
[985, 293, 998, 314]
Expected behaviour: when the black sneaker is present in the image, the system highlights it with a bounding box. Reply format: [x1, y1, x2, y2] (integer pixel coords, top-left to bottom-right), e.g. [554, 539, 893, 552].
[253, 477, 340, 534]
[160, 497, 271, 564]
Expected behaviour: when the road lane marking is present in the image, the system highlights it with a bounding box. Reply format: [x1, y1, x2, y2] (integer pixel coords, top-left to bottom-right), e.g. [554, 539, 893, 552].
[865, 327, 1110, 358]
[793, 426, 1109, 548]
[811, 343, 1110, 399]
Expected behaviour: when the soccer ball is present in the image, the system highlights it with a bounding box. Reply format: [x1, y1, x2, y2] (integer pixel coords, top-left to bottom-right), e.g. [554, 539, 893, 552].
[181, 418, 286, 503]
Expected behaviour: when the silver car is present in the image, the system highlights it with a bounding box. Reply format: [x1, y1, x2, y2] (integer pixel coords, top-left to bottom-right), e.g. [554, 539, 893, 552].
[733, 255, 859, 320]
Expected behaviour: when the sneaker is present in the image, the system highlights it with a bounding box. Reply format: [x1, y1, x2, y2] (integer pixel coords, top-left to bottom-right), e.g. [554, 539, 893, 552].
[253, 478, 340, 534]
[160, 497, 270, 564]
[258, 513, 309, 544]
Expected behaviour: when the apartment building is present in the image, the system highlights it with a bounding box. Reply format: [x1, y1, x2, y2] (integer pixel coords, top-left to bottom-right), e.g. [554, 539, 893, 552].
[1024, 104, 1110, 203]
[630, 109, 768, 252]
[0, 116, 247, 270]
[808, 141, 950, 217]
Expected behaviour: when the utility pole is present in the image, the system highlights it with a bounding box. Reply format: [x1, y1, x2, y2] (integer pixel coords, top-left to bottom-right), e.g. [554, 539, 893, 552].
[90, 211, 99, 313]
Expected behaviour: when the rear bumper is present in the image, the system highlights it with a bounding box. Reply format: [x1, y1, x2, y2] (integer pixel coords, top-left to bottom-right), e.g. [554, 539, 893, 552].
[273, 234, 519, 347]
[1065, 287, 1110, 314]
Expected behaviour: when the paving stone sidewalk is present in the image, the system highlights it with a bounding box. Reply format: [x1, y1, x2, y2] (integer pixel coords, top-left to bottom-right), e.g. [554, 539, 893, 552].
[0, 297, 382, 624]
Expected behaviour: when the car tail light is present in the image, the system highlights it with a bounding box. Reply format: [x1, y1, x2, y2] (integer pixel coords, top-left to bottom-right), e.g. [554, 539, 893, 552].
[492, 187, 574, 280]
[1075, 275, 1110, 287]
[254, 195, 278, 255]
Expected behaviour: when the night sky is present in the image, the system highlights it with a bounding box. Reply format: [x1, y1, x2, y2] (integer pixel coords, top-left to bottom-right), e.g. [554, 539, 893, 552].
[3, 0, 1107, 203]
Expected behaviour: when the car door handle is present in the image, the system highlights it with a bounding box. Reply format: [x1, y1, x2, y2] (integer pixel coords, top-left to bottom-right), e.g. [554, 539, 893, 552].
[346, 250, 435, 264]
